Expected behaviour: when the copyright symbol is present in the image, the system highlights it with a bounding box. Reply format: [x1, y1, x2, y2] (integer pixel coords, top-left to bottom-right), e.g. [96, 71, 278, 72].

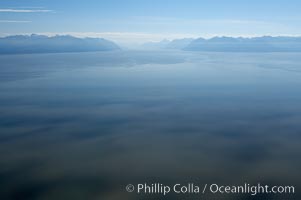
[126, 184, 135, 192]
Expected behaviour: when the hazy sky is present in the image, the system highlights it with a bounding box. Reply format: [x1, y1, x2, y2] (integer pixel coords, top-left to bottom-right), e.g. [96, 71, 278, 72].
[1, 0, 301, 44]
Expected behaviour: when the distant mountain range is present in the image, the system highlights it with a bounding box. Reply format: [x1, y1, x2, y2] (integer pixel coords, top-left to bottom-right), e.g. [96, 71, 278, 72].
[1, 35, 301, 53]
[0, 34, 120, 54]
[185, 36, 301, 52]
[140, 36, 301, 52]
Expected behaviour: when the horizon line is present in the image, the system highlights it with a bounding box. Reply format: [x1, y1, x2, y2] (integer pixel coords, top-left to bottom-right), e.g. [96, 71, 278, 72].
[1, 33, 301, 40]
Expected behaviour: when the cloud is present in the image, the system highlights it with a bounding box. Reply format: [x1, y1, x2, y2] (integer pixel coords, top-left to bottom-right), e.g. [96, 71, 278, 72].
[0, 9, 53, 13]
[0, 20, 31, 23]
[99, 16, 272, 27]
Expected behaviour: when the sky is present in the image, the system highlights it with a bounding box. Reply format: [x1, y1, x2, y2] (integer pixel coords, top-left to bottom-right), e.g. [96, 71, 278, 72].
[1, 0, 301, 45]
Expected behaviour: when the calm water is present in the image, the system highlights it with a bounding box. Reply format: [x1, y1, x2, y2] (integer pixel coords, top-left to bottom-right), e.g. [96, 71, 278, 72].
[0, 51, 301, 200]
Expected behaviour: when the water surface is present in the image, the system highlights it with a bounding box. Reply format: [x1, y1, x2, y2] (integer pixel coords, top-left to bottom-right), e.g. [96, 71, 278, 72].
[0, 51, 300, 200]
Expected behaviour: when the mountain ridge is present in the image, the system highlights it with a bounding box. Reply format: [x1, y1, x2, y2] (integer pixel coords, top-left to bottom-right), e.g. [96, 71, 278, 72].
[184, 36, 301, 52]
[0, 34, 120, 54]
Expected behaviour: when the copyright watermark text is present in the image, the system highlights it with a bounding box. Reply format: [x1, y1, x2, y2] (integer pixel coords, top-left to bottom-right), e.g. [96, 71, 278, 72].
[125, 183, 295, 196]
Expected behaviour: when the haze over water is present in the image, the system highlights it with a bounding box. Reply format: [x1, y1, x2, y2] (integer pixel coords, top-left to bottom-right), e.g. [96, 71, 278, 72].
[0, 51, 300, 199]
